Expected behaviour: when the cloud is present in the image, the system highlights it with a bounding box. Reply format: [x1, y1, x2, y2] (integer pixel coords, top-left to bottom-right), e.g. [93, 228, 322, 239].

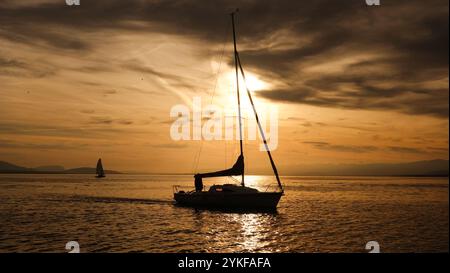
[260, 86, 449, 118]
[116, 119, 133, 125]
[103, 90, 118, 95]
[388, 146, 424, 154]
[147, 143, 188, 149]
[0, 139, 88, 150]
[241, 1, 448, 118]
[0, 56, 56, 78]
[303, 141, 379, 153]
[89, 117, 134, 126]
[121, 62, 198, 91]
[0, 57, 27, 68]
[80, 109, 95, 114]
[0, 0, 447, 118]
[303, 141, 436, 155]
[0, 121, 124, 138]
[426, 147, 449, 153]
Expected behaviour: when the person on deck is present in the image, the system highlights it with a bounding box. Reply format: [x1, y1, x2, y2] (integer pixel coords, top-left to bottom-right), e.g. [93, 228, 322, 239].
[194, 174, 203, 192]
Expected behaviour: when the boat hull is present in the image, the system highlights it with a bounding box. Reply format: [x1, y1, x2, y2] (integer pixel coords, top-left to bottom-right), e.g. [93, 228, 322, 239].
[174, 191, 283, 211]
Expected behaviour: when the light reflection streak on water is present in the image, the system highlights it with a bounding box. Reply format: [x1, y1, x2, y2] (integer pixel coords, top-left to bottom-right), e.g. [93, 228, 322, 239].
[199, 212, 278, 253]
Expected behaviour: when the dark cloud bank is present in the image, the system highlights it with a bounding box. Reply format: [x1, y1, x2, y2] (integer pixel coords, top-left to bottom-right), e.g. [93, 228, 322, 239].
[0, 0, 448, 118]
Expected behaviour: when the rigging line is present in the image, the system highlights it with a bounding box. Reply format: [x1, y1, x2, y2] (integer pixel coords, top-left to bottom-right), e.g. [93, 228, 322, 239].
[236, 53, 284, 191]
[192, 19, 231, 174]
[229, 176, 240, 184]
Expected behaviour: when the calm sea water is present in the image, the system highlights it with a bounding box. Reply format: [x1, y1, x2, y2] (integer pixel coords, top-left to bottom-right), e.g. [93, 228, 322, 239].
[0, 174, 448, 253]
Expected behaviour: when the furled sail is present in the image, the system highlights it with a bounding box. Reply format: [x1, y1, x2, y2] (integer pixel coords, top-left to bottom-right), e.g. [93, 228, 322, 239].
[193, 155, 243, 191]
[195, 155, 244, 179]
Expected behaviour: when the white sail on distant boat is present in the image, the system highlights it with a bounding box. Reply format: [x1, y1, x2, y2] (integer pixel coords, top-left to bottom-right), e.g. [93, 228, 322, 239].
[96, 158, 105, 178]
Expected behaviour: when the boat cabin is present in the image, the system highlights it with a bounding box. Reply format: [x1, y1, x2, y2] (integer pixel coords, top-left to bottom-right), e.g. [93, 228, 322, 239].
[208, 184, 259, 193]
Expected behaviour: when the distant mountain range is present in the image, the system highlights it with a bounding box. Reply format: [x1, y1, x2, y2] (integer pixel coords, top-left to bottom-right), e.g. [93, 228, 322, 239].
[0, 161, 121, 174]
[284, 159, 449, 176]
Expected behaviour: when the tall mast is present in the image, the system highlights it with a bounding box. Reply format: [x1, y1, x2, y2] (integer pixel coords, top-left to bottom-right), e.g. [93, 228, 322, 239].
[231, 10, 245, 187]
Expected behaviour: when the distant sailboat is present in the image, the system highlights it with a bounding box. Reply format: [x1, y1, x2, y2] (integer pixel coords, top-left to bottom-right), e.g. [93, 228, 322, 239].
[96, 158, 105, 178]
[173, 11, 283, 211]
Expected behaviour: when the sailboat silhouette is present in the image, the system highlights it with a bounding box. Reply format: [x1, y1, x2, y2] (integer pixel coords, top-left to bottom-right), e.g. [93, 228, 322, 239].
[96, 158, 105, 178]
[173, 11, 283, 211]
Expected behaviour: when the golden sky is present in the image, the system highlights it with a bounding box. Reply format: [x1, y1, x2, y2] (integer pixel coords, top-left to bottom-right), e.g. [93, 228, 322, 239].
[0, 0, 448, 174]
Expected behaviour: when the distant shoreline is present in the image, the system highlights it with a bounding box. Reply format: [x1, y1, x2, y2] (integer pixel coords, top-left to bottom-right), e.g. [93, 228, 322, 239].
[0, 171, 447, 178]
[0, 171, 121, 175]
[1, 159, 448, 177]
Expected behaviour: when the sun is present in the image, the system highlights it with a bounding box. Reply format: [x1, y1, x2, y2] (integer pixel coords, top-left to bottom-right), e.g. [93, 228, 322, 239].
[221, 70, 269, 92]
[243, 74, 267, 91]
[216, 70, 271, 109]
